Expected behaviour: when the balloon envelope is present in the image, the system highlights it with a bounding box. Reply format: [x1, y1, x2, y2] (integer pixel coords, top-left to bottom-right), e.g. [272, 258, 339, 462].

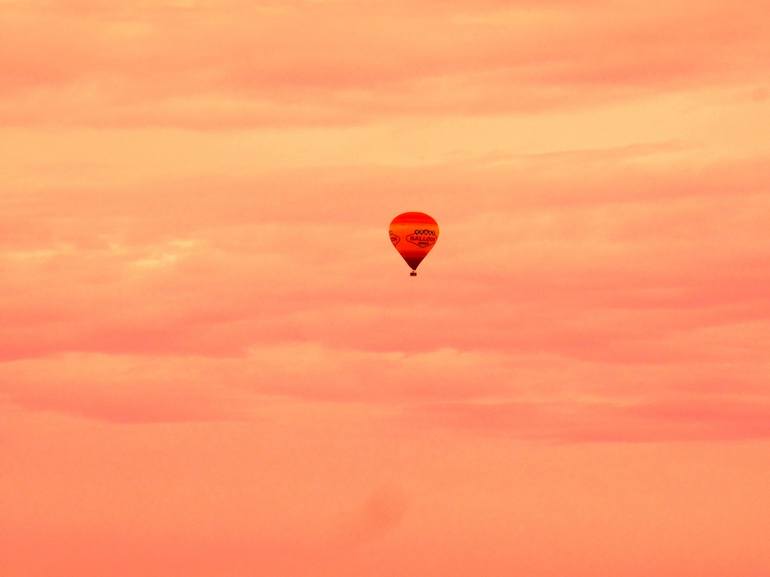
[389, 212, 439, 273]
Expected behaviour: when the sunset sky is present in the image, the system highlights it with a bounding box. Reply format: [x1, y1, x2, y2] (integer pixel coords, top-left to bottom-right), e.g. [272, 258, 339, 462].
[2, 1, 770, 575]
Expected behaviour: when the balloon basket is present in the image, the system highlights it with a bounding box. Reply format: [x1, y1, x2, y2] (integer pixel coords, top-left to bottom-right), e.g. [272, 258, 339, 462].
[410, 271, 417, 276]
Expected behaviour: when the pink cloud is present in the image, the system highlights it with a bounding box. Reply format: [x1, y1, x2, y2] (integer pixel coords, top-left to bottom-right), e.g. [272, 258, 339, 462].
[3, 152, 769, 366]
[414, 396, 770, 442]
[2, 1, 768, 127]
[2, 148, 769, 435]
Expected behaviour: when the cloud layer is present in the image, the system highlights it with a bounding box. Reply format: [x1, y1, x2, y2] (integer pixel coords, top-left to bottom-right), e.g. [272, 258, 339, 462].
[2, 0, 770, 575]
[2, 0, 769, 127]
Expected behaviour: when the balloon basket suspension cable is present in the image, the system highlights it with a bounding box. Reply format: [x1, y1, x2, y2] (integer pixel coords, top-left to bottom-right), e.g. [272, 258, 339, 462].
[410, 271, 417, 277]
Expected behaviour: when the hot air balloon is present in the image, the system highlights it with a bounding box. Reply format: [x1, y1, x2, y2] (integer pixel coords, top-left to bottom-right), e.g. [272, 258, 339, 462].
[389, 212, 439, 276]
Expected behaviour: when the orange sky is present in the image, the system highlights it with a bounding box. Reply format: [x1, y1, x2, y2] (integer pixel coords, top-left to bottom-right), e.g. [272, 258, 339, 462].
[2, 1, 770, 575]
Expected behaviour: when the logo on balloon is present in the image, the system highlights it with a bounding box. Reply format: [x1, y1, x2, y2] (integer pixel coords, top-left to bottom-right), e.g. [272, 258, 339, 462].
[390, 232, 400, 246]
[406, 229, 437, 249]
